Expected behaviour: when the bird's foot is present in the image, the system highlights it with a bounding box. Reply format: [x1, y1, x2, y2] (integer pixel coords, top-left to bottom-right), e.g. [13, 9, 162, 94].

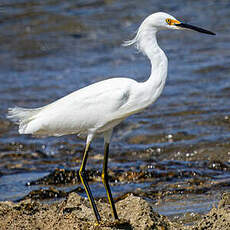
[94, 218, 131, 228]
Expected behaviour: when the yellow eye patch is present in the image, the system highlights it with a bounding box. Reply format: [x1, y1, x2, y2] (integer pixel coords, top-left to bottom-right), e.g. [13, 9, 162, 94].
[166, 18, 181, 25]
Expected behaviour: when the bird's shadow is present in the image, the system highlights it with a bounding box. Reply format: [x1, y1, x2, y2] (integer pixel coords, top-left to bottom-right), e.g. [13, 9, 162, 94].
[113, 222, 133, 230]
[98, 220, 133, 230]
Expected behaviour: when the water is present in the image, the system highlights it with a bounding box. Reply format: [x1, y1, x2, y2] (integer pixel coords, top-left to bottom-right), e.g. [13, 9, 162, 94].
[0, 0, 230, 220]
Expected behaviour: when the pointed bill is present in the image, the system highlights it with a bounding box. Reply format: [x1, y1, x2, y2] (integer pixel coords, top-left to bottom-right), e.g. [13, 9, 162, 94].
[175, 23, 216, 35]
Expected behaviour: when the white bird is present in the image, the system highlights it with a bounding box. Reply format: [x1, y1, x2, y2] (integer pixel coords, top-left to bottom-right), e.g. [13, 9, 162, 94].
[7, 12, 215, 223]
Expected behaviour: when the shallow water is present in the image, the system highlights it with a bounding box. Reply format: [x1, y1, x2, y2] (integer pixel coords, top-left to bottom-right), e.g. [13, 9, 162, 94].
[0, 0, 230, 220]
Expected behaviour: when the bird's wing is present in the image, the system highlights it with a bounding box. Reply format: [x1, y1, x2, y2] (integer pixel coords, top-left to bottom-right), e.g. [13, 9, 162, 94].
[24, 78, 138, 135]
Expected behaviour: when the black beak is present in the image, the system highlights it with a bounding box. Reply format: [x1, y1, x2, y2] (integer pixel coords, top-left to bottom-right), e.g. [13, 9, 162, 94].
[175, 23, 216, 35]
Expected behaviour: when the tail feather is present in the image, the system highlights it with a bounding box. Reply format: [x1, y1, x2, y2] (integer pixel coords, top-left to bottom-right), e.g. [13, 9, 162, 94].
[7, 107, 41, 134]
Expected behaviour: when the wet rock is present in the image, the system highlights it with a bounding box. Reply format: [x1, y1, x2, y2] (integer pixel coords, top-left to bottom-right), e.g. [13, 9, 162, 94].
[26, 163, 230, 192]
[28, 168, 80, 185]
[27, 167, 195, 187]
[116, 170, 158, 182]
[0, 151, 47, 160]
[145, 141, 230, 163]
[28, 168, 102, 186]
[19, 187, 67, 201]
[207, 160, 230, 171]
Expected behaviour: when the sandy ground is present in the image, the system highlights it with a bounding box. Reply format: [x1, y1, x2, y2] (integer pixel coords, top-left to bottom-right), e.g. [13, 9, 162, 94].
[0, 192, 229, 230]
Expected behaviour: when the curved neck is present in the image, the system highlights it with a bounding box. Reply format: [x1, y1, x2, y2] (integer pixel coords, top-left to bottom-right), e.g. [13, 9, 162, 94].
[137, 28, 168, 106]
[138, 29, 168, 84]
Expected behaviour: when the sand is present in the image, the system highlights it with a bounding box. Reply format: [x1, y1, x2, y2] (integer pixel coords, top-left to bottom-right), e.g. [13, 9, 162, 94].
[0, 192, 229, 230]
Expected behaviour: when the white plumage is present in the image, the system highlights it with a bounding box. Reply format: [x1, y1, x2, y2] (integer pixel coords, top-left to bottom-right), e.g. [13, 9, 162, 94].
[7, 12, 215, 143]
[8, 12, 172, 141]
[8, 76, 165, 136]
[7, 12, 215, 222]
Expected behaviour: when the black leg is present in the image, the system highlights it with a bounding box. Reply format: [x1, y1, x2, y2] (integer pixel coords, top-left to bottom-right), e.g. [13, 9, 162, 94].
[102, 143, 119, 220]
[79, 142, 101, 223]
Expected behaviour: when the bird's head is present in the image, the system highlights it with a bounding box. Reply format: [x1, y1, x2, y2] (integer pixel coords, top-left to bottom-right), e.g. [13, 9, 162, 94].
[123, 12, 215, 55]
[143, 12, 215, 35]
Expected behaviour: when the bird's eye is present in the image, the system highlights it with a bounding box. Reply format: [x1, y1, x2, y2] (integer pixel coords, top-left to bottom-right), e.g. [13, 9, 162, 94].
[166, 18, 172, 25]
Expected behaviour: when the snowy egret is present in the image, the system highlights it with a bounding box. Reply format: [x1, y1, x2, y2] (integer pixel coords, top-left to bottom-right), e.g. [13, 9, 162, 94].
[7, 12, 215, 223]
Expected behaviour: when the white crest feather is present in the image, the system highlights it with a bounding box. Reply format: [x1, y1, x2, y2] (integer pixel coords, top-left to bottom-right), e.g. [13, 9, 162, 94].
[122, 30, 142, 52]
